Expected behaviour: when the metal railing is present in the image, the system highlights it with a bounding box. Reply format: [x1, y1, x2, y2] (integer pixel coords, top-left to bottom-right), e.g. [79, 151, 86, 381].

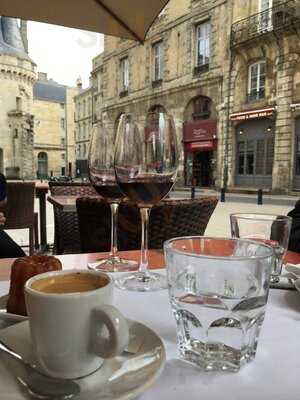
[231, 0, 300, 48]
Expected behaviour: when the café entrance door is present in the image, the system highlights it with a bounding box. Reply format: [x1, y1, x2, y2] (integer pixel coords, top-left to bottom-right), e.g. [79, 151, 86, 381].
[193, 151, 213, 187]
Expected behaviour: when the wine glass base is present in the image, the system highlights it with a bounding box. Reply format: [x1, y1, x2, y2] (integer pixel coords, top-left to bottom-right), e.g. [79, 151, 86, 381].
[115, 271, 167, 292]
[88, 257, 138, 272]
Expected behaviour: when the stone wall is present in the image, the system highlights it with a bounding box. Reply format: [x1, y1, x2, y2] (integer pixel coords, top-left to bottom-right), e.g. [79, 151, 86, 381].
[0, 54, 36, 179]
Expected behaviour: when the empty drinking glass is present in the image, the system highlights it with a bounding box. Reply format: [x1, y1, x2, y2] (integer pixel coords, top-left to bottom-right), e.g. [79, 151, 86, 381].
[230, 213, 292, 283]
[164, 236, 274, 372]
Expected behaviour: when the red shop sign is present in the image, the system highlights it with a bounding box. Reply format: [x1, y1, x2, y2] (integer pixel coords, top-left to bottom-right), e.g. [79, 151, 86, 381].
[183, 120, 217, 142]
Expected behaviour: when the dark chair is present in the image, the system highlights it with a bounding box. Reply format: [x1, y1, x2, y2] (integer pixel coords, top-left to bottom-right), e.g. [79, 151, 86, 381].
[3, 181, 39, 255]
[76, 197, 218, 253]
[49, 182, 97, 254]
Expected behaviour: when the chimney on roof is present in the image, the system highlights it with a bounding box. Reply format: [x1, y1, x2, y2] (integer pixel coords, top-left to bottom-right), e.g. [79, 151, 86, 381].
[38, 72, 48, 81]
[76, 76, 82, 89]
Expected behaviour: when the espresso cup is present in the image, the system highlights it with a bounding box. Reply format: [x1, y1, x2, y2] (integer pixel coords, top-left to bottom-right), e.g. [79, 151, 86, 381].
[25, 269, 129, 379]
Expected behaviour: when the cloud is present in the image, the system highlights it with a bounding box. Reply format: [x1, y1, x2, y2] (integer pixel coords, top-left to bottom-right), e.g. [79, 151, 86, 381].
[27, 21, 103, 87]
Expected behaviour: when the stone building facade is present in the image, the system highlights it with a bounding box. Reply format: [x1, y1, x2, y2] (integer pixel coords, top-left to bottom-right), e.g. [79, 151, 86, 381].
[91, 0, 300, 193]
[225, 0, 300, 193]
[33, 73, 79, 178]
[0, 17, 36, 179]
[91, 0, 229, 187]
[74, 83, 93, 177]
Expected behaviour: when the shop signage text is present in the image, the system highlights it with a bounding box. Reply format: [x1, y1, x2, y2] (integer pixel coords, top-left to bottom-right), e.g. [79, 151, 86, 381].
[230, 107, 275, 122]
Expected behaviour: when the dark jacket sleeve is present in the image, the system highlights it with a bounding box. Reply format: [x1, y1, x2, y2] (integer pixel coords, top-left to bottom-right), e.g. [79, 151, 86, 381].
[287, 201, 300, 253]
[0, 174, 7, 202]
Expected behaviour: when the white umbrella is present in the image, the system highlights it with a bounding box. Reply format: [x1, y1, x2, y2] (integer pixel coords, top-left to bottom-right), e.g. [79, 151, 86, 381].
[0, 0, 170, 43]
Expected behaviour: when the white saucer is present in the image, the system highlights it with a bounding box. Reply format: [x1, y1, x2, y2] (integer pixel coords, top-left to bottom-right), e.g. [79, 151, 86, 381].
[0, 294, 27, 323]
[0, 319, 166, 400]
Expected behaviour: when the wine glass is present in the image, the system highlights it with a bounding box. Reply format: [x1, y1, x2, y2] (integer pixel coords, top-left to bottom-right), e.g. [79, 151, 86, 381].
[114, 112, 179, 291]
[87, 117, 137, 272]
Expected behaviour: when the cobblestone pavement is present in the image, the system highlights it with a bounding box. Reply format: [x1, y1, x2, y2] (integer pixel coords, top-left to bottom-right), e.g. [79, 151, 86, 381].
[4, 194, 294, 253]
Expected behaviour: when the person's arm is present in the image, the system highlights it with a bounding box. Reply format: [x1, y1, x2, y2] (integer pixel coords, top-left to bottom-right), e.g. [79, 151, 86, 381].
[0, 174, 7, 208]
[0, 212, 5, 226]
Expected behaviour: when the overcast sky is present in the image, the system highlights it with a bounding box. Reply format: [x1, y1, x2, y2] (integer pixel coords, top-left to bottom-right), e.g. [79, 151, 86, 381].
[27, 21, 104, 88]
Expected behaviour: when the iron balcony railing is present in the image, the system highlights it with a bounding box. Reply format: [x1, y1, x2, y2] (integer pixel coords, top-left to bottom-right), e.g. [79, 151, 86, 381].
[231, 0, 300, 48]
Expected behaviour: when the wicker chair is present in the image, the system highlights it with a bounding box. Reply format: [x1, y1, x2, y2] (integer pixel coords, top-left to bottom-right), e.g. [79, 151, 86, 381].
[76, 197, 218, 253]
[49, 182, 97, 254]
[2, 181, 39, 255]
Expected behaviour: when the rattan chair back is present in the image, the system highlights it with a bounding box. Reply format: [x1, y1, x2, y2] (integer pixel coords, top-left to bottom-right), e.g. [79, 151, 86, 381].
[49, 181, 97, 196]
[49, 182, 97, 254]
[3, 181, 38, 255]
[76, 196, 218, 253]
[4, 182, 35, 229]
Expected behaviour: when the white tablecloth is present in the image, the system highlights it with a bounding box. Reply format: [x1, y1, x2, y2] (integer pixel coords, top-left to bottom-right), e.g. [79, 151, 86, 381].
[0, 278, 300, 400]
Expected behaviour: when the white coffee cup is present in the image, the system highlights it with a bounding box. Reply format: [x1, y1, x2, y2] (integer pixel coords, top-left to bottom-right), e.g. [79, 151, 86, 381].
[25, 269, 129, 379]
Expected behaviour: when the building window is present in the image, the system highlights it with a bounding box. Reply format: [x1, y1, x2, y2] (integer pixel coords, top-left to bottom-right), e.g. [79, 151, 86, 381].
[78, 145, 81, 158]
[83, 100, 86, 117]
[61, 118, 65, 129]
[192, 96, 211, 120]
[88, 98, 92, 115]
[61, 153, 65, 160]
[78, 102, 81, 119]
[37, 152, 48, 178]
[248, 61, 266, 102]
[16, 97, 21, 111]
[152, 41, 163, 84]
[83, 144, 87, 158]
[258, 0, 273, 32]
[83, 123, 86, 140]
[195, 21, 210, 70]
[236, 125, 274, 178]
[120, 57, 129, 95]
[61, 137, 65, 146]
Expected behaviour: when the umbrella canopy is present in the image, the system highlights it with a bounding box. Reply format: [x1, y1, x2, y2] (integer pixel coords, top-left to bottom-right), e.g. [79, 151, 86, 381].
[0, 0, 170, 43]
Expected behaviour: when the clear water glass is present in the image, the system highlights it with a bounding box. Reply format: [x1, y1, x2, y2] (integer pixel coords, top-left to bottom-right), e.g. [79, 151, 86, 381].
[230, 213, 292, 283]
[164, 236, 274, 372]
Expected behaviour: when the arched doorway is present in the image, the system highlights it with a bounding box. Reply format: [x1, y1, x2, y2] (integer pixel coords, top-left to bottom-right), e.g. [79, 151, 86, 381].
[145, 105, 170, 160]
[0, 148, 3, 174]
[148, 104, 166, 114]
[37, 152, 48, 179]
[235, 118, 275, 188]
[183, 96, 217, 187]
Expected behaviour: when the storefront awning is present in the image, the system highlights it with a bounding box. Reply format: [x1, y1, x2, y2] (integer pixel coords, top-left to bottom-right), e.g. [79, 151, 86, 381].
[183, 120, 217, 142]
[230, 107, 276, 121]
[185, 141, 216, 152]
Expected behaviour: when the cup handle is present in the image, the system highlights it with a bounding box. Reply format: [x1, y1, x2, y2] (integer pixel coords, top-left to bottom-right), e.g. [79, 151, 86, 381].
[91, 304, 129, 358]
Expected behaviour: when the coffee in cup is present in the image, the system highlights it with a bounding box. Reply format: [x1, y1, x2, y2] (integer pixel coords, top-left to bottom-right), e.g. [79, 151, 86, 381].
[25, 269, 129, 379]
[30, 272, 109, 294]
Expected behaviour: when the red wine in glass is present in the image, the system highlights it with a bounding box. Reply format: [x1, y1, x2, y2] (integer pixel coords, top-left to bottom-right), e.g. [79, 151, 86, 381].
[87, 120, 137, 272]
[114, 112, 179, 292]
[118, 177, 174, 207]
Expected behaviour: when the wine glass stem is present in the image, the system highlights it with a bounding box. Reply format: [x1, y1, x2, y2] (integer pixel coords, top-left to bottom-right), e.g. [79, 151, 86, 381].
[109, 202, 119, 259]
[139, 207, 151, 276]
